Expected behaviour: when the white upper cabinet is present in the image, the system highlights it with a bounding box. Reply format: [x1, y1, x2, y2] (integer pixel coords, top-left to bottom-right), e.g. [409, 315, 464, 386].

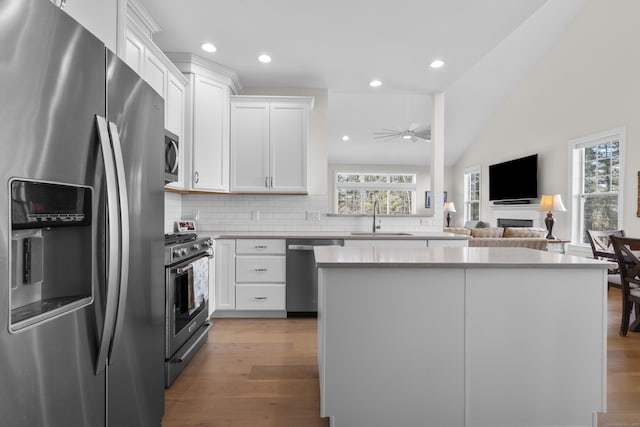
[230, 96, 313, 193]
[230, 102, 270, 192]
[191, 74, 230, 191]
[168, 53, 241, 193]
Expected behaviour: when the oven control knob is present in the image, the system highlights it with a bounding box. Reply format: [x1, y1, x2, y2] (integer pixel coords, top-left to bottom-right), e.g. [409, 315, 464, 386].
[192, 244, 200, 250]
[204, 239, 213, 247]
[172, 249, 181, 258]
[180, 248, 188, 256]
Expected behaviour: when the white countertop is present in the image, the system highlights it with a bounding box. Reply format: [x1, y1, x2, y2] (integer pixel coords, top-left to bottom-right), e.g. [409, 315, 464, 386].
[313, 246, 614, 269]
[200, 231, 469, 240]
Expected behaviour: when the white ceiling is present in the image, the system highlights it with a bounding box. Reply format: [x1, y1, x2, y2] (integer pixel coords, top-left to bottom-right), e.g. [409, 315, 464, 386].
[138, 0, 587, 166]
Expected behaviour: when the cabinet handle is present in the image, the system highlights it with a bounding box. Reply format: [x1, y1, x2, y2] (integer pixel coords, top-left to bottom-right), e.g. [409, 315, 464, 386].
[254, 268, 268, 272]
[255, 245, 268, 249]
[254, 296, 267, 300]
[194, 171, 199, 184]
[270, 176, 273, 188]
[264, 177, 269, 188]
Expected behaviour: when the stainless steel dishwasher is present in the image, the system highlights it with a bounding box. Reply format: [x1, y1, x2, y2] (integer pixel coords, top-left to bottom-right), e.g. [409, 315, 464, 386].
[286, 239, 344, 316]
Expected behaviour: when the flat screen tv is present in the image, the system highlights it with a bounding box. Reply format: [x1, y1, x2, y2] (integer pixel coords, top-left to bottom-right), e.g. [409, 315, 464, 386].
[489, 154, 538, 202]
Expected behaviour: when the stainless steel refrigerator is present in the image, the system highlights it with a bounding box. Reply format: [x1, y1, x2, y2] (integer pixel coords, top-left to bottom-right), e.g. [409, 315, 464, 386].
[0, 0, 165, 425]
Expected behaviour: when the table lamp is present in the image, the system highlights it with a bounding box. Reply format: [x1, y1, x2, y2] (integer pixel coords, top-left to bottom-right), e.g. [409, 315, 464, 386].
[444, 202, 456, 227]
[538, 194, 567, 239]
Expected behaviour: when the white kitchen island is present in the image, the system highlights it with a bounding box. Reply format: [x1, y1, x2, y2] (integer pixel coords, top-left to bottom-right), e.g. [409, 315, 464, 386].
[314, 246, 613, 427]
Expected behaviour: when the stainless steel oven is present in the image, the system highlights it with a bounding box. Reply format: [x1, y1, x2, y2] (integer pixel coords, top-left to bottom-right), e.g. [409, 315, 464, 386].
[164, 233, 213, 387]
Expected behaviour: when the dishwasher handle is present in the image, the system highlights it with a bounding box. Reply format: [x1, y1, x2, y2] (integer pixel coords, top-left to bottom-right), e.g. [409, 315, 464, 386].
[288, 244, 314, 251]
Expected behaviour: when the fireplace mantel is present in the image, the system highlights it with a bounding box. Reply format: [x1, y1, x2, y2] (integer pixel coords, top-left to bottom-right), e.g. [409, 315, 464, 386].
[490, 204, 544, 228]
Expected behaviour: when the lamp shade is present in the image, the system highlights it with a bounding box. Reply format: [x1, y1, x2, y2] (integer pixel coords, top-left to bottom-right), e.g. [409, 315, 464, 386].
[444, 202, 456, 213]
[538, 194, 566, 212]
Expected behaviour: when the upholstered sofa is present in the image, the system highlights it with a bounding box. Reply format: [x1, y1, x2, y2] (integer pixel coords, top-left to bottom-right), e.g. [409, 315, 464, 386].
[444, 226, 548, 251]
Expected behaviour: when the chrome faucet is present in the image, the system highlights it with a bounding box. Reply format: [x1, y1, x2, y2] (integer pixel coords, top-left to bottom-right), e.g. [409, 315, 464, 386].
[372, 199, 381, 233]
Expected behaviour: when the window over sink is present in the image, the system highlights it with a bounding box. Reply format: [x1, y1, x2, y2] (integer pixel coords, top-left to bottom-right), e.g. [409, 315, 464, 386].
[334, 171, 417, 215]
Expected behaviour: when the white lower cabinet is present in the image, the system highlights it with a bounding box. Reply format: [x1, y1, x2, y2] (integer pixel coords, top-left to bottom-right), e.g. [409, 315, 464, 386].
[344, 239, 427, 248]
[427, 239, 468, 247]
[236, 284, 286, 310]
[213, 239, 286, 316]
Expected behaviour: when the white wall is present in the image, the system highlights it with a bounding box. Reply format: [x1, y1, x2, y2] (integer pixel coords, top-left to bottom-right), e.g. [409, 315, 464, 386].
[452, 0, 640, 238]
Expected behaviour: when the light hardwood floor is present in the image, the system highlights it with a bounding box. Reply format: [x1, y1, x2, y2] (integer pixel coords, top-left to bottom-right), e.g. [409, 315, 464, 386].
[163, 288, 640, 426]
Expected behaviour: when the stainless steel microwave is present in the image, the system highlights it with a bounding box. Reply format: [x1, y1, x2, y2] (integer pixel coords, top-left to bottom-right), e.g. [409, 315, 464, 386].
[164, 130, 179, 183]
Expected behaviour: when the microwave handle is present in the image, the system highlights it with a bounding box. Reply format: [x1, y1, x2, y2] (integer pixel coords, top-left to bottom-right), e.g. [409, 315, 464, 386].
[94, 115, 121, 374]
[168, 139, 179, 173]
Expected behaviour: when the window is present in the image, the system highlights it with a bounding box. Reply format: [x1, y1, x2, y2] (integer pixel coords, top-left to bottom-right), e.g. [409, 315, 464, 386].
[464, 166, 481, 222]
[569, 128, 624, 244]
[335, 172, 417, 215]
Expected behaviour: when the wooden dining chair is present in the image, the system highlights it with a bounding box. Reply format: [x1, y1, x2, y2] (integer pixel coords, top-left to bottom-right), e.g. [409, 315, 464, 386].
[610, 236, 640, 336]
[587, 229, 624, 289]
[586, 229, 625, 289]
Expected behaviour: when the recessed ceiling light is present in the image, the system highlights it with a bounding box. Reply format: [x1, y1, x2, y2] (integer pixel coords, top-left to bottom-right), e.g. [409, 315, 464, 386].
[369, 80, 382, 88]
[430, 59, 445, 69]
[201, 43, 217, 53]
[258, 54, 272, 63]
[342, 135, 350, 141]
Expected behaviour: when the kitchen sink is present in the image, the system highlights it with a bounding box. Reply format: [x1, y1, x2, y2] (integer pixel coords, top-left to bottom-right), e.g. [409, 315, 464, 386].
[349, 232, 413, 236]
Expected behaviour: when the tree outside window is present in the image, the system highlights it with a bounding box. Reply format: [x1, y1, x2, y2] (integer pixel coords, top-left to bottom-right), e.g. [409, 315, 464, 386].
[464, 166, 481, 222]
[335, 172, 416, 215]
[570, 129, 623, 245]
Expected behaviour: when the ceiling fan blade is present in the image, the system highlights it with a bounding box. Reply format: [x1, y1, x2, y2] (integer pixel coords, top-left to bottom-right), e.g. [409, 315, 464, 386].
[373, 135, 400, 142]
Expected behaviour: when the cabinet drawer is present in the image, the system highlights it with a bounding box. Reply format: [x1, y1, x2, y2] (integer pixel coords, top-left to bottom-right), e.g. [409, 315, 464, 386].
[236, 284, 285, 310]
[236, 256, 285, 282]
[236, 239, 285, 255]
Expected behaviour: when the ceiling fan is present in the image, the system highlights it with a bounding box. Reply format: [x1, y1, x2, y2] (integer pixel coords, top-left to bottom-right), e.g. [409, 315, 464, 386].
[373, 123, 431, 143]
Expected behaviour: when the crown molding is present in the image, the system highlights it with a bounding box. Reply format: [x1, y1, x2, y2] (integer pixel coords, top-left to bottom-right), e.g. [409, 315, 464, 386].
[166, 53, 242, 94]
[127, 0, 160, 37]
[230, 95, 314, 110]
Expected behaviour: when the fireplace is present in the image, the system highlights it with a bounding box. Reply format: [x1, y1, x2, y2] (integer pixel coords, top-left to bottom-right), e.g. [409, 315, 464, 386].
[491, 204, 543, 228]
[497, 218, 533, 228]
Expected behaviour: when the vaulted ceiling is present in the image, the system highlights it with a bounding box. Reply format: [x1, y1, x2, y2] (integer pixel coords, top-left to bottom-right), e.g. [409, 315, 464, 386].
[138, 0, 587, 166]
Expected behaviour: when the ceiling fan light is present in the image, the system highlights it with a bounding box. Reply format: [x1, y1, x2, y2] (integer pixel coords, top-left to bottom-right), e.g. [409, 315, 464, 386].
[402, 134, 412, 140]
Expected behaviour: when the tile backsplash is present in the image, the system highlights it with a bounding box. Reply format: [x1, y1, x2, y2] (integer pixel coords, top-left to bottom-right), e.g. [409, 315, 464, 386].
[166, 193, 441, 233]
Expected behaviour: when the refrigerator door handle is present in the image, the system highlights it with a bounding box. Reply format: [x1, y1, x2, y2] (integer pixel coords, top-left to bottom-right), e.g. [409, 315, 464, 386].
[107, 121, 130, 364]
[94, 115, 122, 374]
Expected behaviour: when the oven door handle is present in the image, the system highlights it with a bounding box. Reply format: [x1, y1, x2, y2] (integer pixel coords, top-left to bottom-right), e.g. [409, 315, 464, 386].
[171, 249, 214, 274]
[94, 115, 121, 375]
